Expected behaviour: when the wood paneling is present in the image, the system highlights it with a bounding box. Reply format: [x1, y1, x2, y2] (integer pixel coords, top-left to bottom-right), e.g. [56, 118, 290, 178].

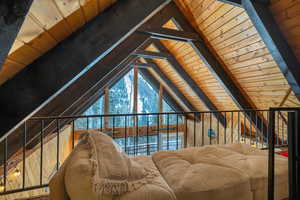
[270, 0, 300, 61]
[173, 0, 299, 110]
[152, 20, 239, 112]
[0, 0, 118, 85]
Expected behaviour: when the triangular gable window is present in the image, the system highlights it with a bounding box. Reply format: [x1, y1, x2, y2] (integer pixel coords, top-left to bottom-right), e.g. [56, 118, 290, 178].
[75, 68, 180, 130]
[75, 96, 104, 129]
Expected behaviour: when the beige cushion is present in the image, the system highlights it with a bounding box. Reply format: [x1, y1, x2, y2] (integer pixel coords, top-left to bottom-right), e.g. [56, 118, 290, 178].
[153, 144, 288, 200]
[219, 143, 288, 200]
[153, 146, 253, 200]
[50, 132, 176, 200]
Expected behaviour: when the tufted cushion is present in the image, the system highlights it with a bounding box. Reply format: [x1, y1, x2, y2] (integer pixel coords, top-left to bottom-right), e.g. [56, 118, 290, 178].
[218, 143, 288, 200]
[153, 144, 288, 200]
[152, 146, 253, 200]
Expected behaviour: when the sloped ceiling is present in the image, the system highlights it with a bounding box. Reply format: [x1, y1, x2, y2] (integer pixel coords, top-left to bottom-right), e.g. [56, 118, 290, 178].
[0, 0, 117, 85]
[160, 0, 300, 110]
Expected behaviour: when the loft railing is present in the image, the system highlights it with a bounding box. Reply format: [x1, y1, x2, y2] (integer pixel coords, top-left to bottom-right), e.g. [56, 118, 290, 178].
[0, 108, 298, 199]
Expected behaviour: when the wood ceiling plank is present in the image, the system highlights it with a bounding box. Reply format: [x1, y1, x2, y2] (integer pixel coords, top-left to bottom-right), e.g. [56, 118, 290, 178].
[270, 0, 299, 14]
[8, 44, 41, 66]
[29, 0, 63, 30]
[80, 0, 99, 21]
[152, 40, 227, 126]
[201, 4, 234, 30]
[210, 19, 253, 45]
[47, 20, 73, 42]
[242, 0, 300, 100]
[213, 26, 258, 50]
[65, 9, 86, 32]
[205, 11, 249, 40]
[221, 40, 265, 59]
[194, 1, 223, 25]
[26, 32, 58, 54]
[171, 1, 269, 135]
[217, 34, 262, 55]
[203, 6, 244, 35]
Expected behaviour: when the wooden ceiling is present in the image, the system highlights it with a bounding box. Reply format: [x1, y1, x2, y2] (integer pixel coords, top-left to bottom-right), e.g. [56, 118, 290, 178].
[145, 0, 300, 112]
[0, 0, 117, 85]
[1, 0, 299, 112]
[0, 0, 299, 142]
[0, 0, 299, 197]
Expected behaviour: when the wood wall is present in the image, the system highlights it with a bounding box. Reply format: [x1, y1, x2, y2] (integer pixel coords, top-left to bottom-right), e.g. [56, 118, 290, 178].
[271, 0, 300, 62]
[270, 0, 300, 108]
[0, 0, 117, 85]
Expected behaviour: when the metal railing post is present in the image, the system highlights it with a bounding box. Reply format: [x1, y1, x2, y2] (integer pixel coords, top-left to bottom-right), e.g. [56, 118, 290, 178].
[288, 112, 296, 200]
[268, 108, 275, 200]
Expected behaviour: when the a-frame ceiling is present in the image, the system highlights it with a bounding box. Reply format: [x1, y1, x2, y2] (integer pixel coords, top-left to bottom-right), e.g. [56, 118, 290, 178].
[0, 0, 300, 164]
[0, 0, 118, 85]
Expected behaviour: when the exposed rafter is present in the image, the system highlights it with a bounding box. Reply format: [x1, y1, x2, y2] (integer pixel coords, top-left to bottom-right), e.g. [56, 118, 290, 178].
[217, 0, 300, 101]
[131, 62, 156, 69]
[137, 27, 200, 42]
[133, 49, 173, 60]
[242, 0, 300, 101]
[151, 39, 226, 127]
[0, 0, 173, 139]
[167, 1, 268, 136]
[0, 0, 33, 69]
[144, 58, 201, 120]
[139, 68, 185, 113]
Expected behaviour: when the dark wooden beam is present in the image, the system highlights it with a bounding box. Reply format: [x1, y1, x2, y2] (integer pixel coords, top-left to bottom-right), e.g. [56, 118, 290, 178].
[151, 39, 226, 127]
[0, 0, 172, 139]
[139, 68, 185, 113]
[167, 1, 268, 137]
[144, 58, 199, 114]
[0, 0, 33, 69]
[131, 62, 156, 69]
[133, 49, 173, 60]
[242, 0, 300, 101]
[2, 55, 136, 160]
[137, 27, 200, 42]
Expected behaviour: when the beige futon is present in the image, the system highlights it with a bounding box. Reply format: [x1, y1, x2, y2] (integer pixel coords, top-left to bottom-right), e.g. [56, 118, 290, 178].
[49, 132, 288, 200]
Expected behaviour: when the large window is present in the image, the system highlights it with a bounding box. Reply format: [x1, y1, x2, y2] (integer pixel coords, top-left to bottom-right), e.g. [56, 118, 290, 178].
[75, 96, 104, 129]
[74, 68, 184, 155]
[109, 70, 134, 127]
[137, 72, 159, 126]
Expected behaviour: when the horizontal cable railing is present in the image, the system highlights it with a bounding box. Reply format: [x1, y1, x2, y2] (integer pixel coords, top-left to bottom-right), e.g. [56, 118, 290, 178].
[0, 108, 297, 197]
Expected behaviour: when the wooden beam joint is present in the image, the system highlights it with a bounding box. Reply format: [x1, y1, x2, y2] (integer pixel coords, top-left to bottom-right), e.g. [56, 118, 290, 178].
[137, 28, 201, 42]
[133, 49, 173, 60]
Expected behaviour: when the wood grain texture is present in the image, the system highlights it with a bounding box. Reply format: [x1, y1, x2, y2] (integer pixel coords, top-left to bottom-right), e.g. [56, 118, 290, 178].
[173, 0, 299, 110]
[0, 0, 118, 85]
